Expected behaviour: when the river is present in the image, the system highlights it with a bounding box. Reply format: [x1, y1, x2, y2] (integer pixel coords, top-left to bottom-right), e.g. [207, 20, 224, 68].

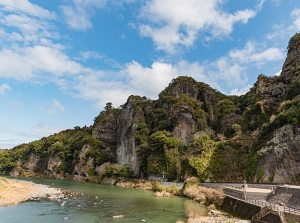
[0, 178, 207, 223]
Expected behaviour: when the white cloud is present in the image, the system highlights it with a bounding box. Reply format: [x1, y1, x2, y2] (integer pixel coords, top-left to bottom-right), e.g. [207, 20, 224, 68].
[32, 121, 62, 136]
[86, 56, 252, 107]
[51, 99, 65, 113]
[0, 45, 85, 80]
[0, 0, 56, 19]
[0, 2, 86, 82]
[60, 0, 107, 30]
[75, 72, 135, 108]
[267, 8, 300, 40]
[0, 48, 36, 80]
[74, 60, 210, 109]
[139, 0, 262, 53]
[125, 61, 175, 98]
[0, 122, 49, 149]
[175, 60, 213, 85]
[0, 0, 58, 47]
[271, 0, 281, 5]
[274, 70, 281, 76]
[292, 9, 300, 30]
[0, 139, 25, 149]
[214, 57, 245, 88]
[0, 14, 54, 43]
[79, 51, 123, 69]
[24, 45, 84, 75]
[0, 83, 11, 95]
[250, 47, 284, 64]
[40, 99, 65, 115]
[203, 40, 284, 95]
[126, 60, 217, 98]
[230, 84, 252, 96]
[229, 41, 284, 65]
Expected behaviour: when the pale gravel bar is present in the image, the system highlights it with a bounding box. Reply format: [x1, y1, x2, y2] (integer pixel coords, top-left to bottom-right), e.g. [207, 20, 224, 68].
[0, 177, 64, 207]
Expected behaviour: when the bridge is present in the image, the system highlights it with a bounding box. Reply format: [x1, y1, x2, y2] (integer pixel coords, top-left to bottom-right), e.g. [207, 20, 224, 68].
[202, 183, 300, 223]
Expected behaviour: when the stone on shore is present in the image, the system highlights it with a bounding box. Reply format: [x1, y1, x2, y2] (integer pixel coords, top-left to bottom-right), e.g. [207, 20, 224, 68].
[112, 215, 124, 218]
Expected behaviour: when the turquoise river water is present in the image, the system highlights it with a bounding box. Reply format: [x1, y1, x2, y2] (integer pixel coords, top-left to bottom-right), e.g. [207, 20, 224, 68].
[0, 178, 207, 223]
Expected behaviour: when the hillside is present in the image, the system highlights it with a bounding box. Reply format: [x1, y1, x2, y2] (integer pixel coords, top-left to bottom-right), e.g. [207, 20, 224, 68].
[1, 33, 300, 184]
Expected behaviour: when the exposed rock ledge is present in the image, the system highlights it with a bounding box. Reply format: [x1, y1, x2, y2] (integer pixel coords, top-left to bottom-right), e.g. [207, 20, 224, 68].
[0, 177, 65, 207]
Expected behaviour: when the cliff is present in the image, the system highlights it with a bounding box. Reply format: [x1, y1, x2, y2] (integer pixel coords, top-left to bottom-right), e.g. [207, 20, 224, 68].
[2, 33, 300, 184]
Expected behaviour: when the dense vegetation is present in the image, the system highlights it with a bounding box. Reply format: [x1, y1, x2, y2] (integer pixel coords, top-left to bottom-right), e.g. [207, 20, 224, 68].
[2, 33, 300, 184]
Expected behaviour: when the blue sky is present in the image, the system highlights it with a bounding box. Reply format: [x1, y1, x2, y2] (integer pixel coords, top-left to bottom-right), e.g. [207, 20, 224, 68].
[0, 0, 300, 149]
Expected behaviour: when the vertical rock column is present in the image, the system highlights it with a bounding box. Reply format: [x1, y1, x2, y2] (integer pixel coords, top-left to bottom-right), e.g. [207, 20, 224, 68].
[116, 101, 144, 176]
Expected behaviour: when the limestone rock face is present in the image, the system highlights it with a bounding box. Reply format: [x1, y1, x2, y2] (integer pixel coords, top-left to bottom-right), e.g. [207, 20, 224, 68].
[47, 156, 62, 172]
[46, 156, 63, 179]
[24, 153, 40, 172]
[73, 144, 94, 181]
[281, 35, 300, 83]
[9, 168, 20, 176]
[160, 77, 219, 138]
[252, 75, 287, 109]
[116, 101, 144, 176]
[256, 75, 286, 98]
[172, 111, 196, 144]
[161, 77, 199, 99]
[92, 111, 117, 145]
[257, 125, 300, 183]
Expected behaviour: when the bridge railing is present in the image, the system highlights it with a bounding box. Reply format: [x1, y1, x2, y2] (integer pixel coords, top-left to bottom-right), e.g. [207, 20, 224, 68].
[283, 206, 300, 215]
[247, 199, 270, 208]
[247, 199, 300, 215]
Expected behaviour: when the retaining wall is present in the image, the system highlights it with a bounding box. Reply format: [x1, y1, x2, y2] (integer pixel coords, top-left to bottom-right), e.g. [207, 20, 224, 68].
[220, 196, 261, 220]
[260, 211, 281, 223]
[220, 196, 283, 223]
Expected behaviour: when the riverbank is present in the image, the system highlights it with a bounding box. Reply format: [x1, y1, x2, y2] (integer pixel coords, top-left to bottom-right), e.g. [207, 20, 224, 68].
[177, 208, 250, 223]
[177, 216, 250, 223]
[0, 177, 66, 207]
[115, 178, 250, 223]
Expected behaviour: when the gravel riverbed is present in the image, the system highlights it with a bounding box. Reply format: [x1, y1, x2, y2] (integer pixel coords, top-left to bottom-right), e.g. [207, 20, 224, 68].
[0, 177, 66, 207]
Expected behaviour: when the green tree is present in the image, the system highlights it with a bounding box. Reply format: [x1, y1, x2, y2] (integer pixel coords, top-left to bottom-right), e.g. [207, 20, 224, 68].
[147, 131, 181, 180]
[104, 102, 113, 111]
[188, 134, 217, 181]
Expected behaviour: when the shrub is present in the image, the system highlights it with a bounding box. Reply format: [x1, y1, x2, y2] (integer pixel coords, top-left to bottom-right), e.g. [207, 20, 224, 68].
[152, 181, 165, 192]
[104, 164, 129, 178]
[182, 183, 224, 205]
[166, 185, 181, 195]
[188, 134, 217, 181]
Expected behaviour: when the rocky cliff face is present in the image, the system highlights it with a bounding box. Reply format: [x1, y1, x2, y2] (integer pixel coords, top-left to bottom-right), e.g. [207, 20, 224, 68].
[24, 154, 40, 172]
[73, 144, 95, 181]
[92, 109, 118, 145]
[172, 112, 197, 144]
[257, 125, 300, 183]
[281, 34, 300, 83]
[116, 100, 144, 176]
[254, 75, 286, 107]
[160, 77, 199, 99]
[47, 156, 63, 179]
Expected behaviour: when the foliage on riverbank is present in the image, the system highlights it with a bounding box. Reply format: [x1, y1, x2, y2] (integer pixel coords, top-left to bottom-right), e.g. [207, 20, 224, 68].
[115, 177, 224, 209]
[182, 177, 224, 207]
